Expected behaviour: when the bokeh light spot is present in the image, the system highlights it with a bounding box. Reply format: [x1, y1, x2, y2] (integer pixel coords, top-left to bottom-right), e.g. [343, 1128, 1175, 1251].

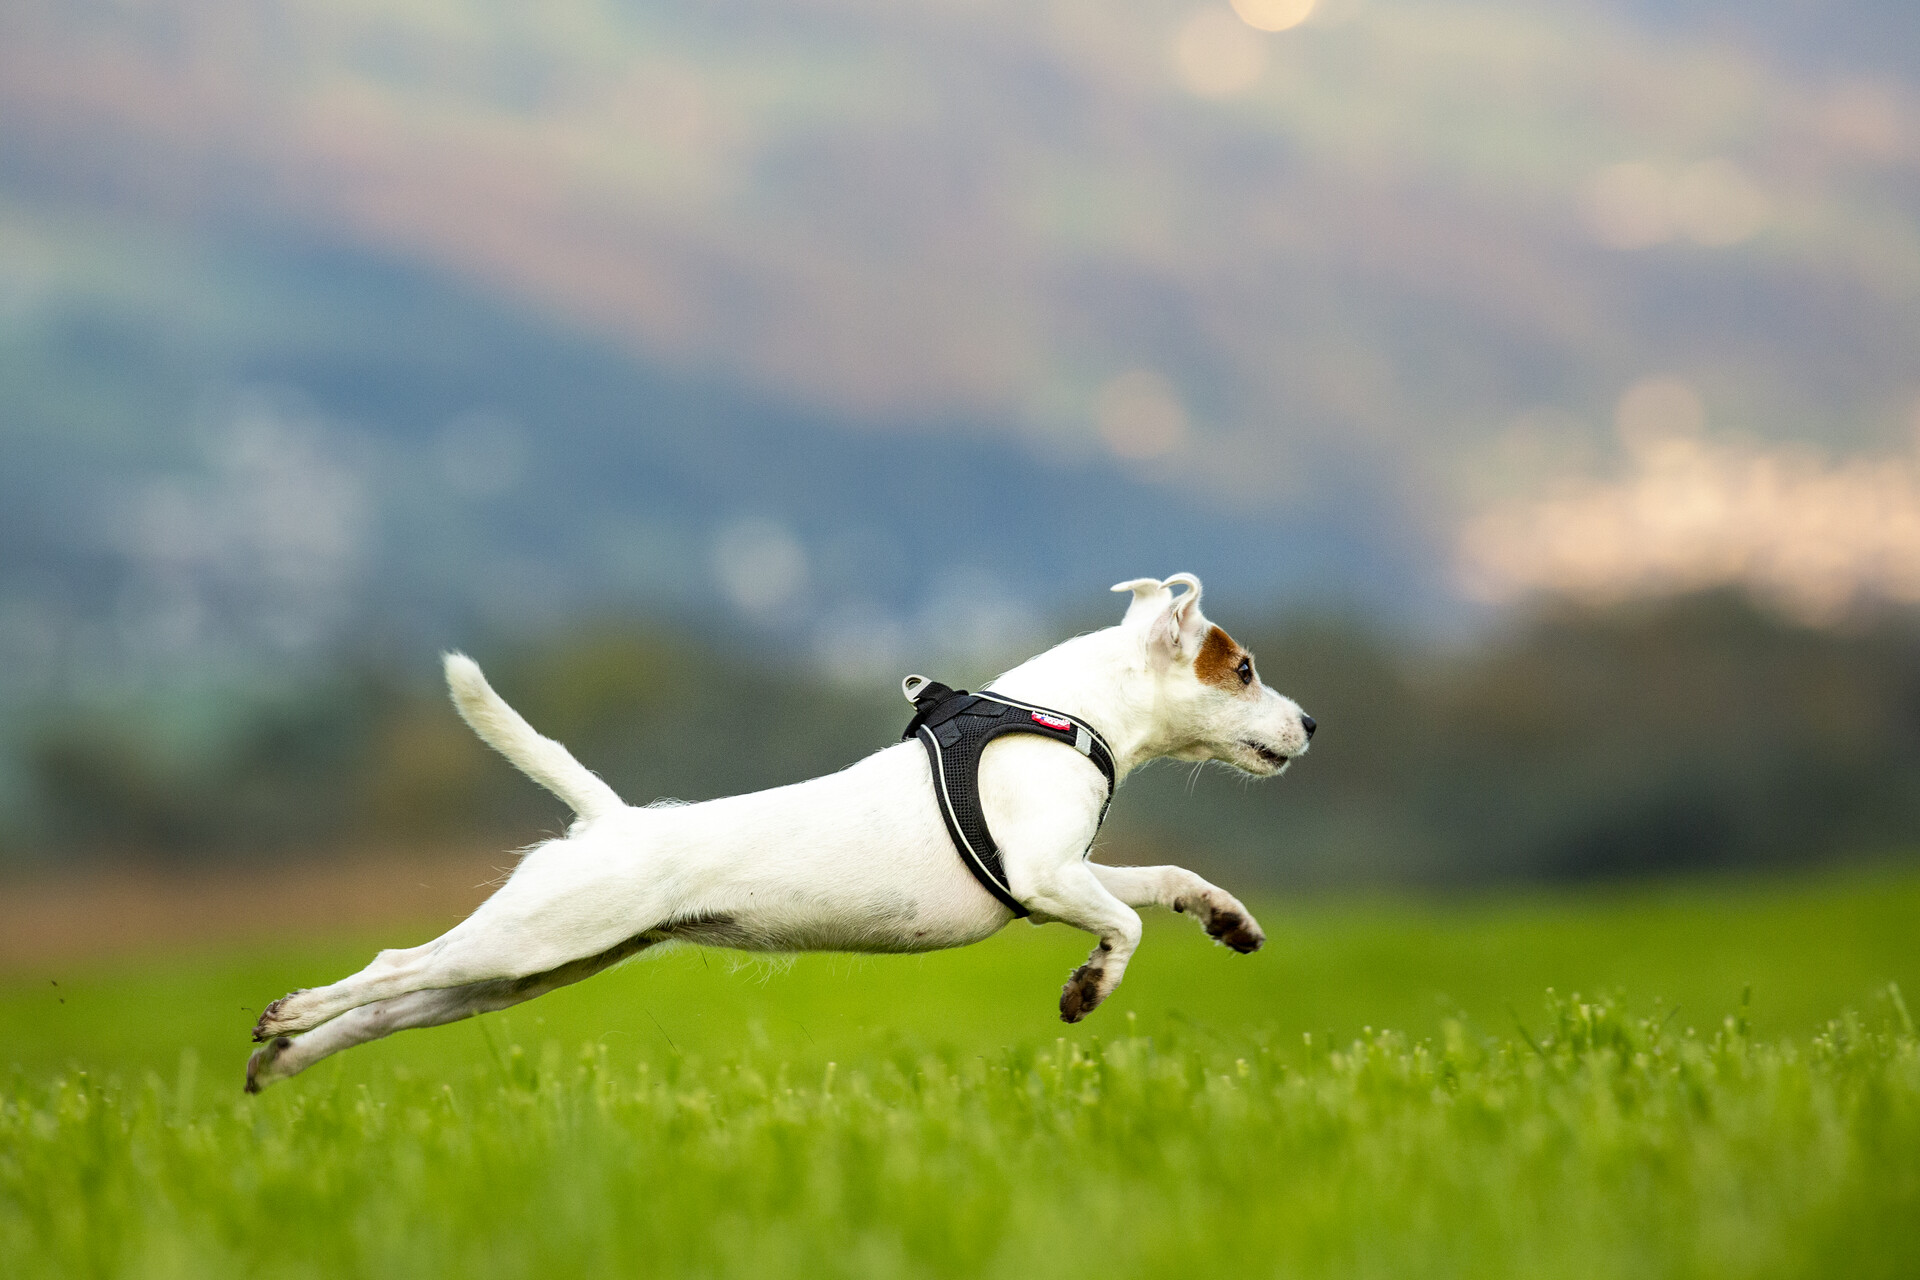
[711, 518, 809, 616]
[1821, 82, 1906, 161]
[1670, 159, 1768, 247]
[1583, 159, 1767, 251]
[1582, 163, 1671, 250]
[1230, 0, 1317, 33]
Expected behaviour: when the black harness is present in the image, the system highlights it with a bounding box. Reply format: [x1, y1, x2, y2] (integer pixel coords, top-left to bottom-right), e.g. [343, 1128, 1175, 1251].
[900, 675, 1117, 917]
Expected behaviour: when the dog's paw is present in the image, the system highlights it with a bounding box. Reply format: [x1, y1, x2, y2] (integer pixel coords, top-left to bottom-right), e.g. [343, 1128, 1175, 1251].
[1177, 893, 1265, 953]
[1205, 908, 1265, 954]
[252, 991, 306, 1042]
[245, 1036, 294, 1094]
[1059, 962, 1107, 1023]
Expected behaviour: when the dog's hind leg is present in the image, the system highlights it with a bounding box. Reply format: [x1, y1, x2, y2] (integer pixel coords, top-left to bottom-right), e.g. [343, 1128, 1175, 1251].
[1088, 863, 1264, 954]
[255, 843, 678, 1040]
[246, 933, 660, 1092]
[247, 985, 485, 1092]
[255, 918, 627, 1041]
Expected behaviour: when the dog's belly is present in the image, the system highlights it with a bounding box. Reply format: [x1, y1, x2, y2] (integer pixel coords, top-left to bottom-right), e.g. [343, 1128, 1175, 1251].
[667, 892, 1010, 954]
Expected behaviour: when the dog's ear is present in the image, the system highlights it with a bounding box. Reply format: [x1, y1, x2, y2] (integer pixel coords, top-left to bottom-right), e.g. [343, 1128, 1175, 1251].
[1119, 574, 1208, 658]
[1112, 578, 1171, 628]
[1160, 573, 1207, 657]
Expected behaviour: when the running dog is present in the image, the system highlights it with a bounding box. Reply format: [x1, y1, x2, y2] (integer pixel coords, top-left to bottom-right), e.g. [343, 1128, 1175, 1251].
[246, 573, 1314, 1091]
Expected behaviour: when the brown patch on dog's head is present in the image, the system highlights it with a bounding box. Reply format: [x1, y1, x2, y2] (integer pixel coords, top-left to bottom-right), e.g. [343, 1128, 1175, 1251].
[1195, 625, 1252, 690]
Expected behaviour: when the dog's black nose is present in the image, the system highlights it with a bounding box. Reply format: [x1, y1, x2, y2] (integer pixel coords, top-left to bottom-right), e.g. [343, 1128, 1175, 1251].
[1302, 715, 1316, 738]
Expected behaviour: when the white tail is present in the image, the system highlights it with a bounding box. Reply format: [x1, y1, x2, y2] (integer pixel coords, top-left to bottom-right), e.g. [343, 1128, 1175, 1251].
[442, 652, 625, 822]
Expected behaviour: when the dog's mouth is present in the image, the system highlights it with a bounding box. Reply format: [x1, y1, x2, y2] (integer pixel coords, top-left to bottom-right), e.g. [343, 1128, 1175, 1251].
[1242, 740, 1289, 772]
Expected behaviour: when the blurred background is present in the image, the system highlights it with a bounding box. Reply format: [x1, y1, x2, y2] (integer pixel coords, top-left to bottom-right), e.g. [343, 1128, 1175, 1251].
[3, 0, 1920, 947]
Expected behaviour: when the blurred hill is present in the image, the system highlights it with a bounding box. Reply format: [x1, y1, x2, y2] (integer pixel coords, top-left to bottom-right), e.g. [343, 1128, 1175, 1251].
[12, 590, 1919, 889]
[0, 211, 1395, 697]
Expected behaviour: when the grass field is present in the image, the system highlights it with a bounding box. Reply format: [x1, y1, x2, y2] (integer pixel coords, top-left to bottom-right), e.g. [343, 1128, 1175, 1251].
[3, 864, 1918, 1278]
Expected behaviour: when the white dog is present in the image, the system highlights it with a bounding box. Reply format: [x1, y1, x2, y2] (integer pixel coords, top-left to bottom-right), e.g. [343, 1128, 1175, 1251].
[246, 573, 1313, 1091]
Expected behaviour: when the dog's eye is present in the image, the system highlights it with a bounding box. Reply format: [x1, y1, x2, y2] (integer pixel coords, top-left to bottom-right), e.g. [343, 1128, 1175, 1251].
[1236, 657, 1253, 686]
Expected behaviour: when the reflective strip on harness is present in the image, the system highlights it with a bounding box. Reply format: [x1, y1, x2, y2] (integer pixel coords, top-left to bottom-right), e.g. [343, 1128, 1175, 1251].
[901, 677, 1117, 917]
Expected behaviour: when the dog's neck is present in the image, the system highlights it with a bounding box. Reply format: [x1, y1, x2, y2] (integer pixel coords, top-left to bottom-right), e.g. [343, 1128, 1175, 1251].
[984, 626, 1174, 778]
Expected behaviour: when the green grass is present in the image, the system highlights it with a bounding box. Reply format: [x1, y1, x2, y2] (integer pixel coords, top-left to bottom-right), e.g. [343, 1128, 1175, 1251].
[3, 865, 1919, 1278]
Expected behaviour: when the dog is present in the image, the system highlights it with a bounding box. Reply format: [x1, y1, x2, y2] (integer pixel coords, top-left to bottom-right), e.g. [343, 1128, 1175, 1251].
[245, 573, 1313, 1091]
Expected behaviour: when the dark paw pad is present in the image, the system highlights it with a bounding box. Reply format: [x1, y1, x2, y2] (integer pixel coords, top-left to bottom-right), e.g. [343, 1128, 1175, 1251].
[1207, 911, 1264, 954]
[1059, 963, 1104, 1023]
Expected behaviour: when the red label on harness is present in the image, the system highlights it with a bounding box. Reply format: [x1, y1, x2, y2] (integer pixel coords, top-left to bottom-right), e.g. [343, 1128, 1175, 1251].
[1031, 711, 1072, 732]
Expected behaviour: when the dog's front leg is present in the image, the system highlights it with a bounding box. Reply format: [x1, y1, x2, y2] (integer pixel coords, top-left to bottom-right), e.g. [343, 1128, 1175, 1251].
[1088, 864, 1264, 954]
[1017, 862, 1143, 1023]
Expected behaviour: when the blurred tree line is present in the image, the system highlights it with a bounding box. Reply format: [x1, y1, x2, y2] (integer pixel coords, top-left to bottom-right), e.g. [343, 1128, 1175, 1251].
[1161, 591, 1920, 888]
[10, 591, 1920, 888]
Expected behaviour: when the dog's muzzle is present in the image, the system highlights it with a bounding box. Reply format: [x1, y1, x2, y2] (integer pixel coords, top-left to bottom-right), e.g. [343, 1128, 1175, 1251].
[1243, 740, 1289, 769]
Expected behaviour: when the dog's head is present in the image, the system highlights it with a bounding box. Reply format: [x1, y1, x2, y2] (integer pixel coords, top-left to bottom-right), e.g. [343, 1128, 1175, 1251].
[1112, 574, 1314, 775]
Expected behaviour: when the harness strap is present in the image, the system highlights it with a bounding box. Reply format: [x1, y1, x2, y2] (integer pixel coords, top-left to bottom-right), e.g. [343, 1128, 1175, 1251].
[901, 675, 1117, 918]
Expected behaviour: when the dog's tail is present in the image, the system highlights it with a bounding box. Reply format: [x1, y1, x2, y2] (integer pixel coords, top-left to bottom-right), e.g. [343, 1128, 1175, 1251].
[443, 652, 624, 822]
